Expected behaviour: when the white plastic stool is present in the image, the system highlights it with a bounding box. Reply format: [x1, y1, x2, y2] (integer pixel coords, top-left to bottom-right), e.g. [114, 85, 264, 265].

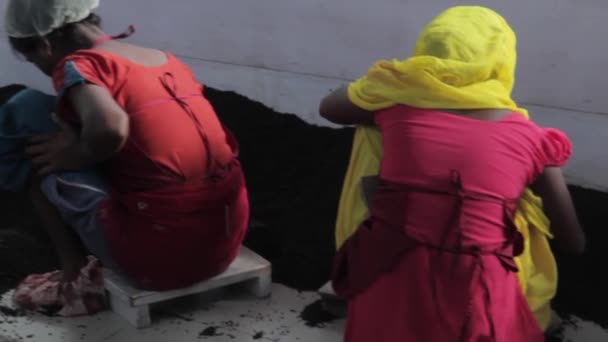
[104, 246, 272, 328]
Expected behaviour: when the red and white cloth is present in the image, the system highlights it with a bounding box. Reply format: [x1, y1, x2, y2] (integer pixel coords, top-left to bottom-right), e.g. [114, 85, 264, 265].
[13, 256, 107, 316]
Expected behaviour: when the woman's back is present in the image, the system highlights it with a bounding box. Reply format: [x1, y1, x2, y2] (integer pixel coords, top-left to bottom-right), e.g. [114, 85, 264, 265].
[332, 106, 571, 342]
[51, 44, 250, 289]
[322, 6, 582, 341]
[373, 106, 572, 255]
[376, 106, 570, 199]
[53, 45, 233, 191]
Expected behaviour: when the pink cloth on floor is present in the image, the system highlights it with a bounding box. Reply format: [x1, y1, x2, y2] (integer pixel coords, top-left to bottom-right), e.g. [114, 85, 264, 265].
[13, 256, 107, 316]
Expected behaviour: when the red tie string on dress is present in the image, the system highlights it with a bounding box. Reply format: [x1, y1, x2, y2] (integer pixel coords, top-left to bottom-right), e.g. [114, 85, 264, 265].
[92, 25, 136, 46]
[159, 72, 217, 176]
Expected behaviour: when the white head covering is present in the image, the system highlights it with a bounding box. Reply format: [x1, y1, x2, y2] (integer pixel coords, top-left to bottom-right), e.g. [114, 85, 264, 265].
[5, 0, 100, 38]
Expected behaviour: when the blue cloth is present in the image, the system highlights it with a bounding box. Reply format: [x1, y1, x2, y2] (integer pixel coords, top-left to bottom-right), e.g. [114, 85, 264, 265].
[0, 88, 120, 271]
[0, 89, 58, 191]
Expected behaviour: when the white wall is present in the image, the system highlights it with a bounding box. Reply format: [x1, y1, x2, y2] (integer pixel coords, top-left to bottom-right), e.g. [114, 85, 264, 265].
[1, 0, 608, 190]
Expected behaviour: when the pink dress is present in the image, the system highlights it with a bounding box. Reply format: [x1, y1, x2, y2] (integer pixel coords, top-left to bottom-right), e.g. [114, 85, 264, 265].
[332, 106, 572, 342]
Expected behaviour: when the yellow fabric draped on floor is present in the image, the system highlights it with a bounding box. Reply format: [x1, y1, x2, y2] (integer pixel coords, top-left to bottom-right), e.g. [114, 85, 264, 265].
[334, 6, 556, 330]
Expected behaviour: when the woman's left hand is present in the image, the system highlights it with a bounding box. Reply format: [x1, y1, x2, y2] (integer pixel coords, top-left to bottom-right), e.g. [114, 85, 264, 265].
[25, 114, 83, 175]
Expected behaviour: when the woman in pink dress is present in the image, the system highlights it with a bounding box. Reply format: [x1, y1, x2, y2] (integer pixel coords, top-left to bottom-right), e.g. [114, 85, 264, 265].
[320, 6, 585, 342]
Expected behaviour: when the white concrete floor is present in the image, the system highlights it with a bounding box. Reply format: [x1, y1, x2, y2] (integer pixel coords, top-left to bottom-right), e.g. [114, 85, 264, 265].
[0, 284, 344, 342]
[1, 284, 606, 342]
[557, 317, 608, 342]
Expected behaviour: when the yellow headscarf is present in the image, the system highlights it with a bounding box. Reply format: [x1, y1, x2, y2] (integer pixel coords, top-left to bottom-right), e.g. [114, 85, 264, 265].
[335, 6, 556, 330]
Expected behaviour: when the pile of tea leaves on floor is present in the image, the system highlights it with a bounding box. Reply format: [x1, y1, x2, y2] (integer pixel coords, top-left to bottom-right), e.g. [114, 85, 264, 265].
[205, 87, 353, 290]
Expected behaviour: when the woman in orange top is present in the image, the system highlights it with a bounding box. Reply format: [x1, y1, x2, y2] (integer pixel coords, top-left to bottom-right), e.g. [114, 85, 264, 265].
[6, 0, 249, 314]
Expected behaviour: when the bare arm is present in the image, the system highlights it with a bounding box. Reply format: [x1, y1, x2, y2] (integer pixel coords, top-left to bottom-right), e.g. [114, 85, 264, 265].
[531, 167, 586, 254]
[68, 84, 129, 165]
[26, 84, 129, 174]
[319, 86, 375, 125]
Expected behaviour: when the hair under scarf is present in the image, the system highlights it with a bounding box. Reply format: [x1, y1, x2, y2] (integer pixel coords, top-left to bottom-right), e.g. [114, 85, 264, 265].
[348, 6, 527, 117]
[4, 0, 99, 38]
[335, 6, 555, 330]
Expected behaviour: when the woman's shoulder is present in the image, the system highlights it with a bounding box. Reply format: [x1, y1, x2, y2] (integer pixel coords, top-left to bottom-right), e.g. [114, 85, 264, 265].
[54, 44, 172, 73]
[57, 47, 191, 75]
[55, 49, 121, 69]
[53, 50, 126, 79]
[52, 50, 130, 96]
[503, 116, 573, 166]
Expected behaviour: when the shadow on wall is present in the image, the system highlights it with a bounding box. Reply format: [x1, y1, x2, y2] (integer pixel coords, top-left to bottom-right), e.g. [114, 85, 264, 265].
[0, 88, 606, 328]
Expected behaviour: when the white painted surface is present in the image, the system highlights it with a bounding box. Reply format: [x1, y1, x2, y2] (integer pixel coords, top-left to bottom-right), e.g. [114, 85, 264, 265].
[1, 0, 607, 189]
